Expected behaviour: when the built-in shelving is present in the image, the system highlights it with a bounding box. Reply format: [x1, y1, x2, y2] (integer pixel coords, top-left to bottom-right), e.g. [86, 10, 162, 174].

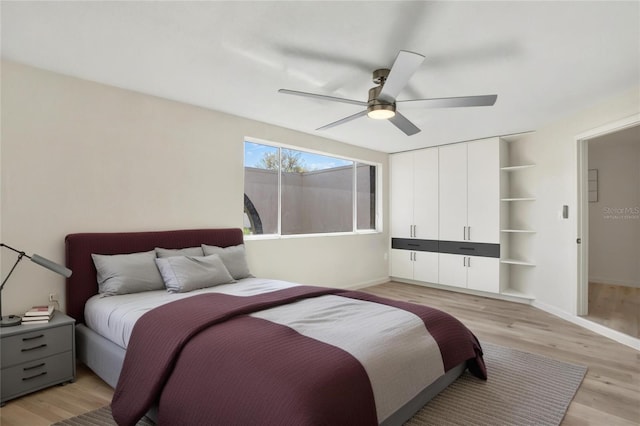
[501, 197, 536, 202]
[499, 133, 537, 301]
[500, 258, 536, 266]
[500, 164, 536, 171]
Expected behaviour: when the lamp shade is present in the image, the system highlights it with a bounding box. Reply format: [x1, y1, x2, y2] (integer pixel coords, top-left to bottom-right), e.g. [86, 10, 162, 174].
[31, 254, 72, 278]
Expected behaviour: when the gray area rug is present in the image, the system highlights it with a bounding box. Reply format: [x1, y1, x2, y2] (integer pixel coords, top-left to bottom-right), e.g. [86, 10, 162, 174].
[52, 342, 586, 426]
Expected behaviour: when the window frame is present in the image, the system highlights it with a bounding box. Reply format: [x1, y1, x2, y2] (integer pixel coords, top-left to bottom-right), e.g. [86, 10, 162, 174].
[243, 137, 382, 240]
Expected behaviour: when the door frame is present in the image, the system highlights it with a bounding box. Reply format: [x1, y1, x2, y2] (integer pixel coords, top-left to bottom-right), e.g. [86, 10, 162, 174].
[575, 113, 640, 315]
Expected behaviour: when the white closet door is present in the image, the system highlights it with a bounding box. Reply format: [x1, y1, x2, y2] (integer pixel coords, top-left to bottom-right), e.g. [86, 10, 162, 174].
[390, 152, 414, 238]
[413, 148, 439, 240]
[413, 251, 439, 284]
[390, 249, 414, 280]
[466, 256, 500, 293]
[467, 138, 500, 243]
[439, 144, 467, 242]
[438, 253, 467, 288]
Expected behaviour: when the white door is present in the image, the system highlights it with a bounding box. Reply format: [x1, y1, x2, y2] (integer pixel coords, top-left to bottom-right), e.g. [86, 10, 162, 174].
[467, 138, 500, 243]
[390, 249, 414, 280]
[413, 251, 439, 284]
[390, 152, 414, 238]
[439, 144, 468, 242]
[438, 253, 467, 288]
[466, 256, 500, 293]
[413, 148, 439, 240]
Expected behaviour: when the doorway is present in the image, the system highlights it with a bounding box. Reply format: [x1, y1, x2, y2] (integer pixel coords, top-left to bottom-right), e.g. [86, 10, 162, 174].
[576, 115, 640, 340]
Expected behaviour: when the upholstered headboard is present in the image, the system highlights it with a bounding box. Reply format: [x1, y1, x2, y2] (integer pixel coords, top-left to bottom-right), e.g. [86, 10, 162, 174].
[65, 228, 244, 324]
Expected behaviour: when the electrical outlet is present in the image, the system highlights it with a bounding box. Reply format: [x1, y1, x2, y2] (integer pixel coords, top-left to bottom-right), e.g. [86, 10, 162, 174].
[49, 293, 58, 302]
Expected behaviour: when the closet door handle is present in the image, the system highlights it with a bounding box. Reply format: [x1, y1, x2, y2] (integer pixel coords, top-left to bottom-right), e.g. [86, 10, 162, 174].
[467, 226, 471, 241]
[463, 257, 466, 267]
[467, 257, 471, 267]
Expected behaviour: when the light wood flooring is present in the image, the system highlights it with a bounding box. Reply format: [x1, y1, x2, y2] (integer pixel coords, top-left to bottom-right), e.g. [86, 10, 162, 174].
[585, 282, 640, 338]
[1, 281, 639, 425]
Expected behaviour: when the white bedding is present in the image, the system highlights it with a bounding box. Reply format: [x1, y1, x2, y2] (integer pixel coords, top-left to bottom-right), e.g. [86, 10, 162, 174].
[84, 278, 299, 349]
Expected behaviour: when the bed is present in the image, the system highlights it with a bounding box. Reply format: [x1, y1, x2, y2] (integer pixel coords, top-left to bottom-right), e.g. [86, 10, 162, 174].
[66, 228, 486, 426]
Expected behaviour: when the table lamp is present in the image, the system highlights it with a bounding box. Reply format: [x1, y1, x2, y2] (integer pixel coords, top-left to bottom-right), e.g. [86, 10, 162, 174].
[1, 243, 72, 327]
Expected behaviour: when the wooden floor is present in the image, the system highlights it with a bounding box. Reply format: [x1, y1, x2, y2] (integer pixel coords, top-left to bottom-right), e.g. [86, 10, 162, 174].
[585, 282, 640, 338]
[1, 281, 638, 425]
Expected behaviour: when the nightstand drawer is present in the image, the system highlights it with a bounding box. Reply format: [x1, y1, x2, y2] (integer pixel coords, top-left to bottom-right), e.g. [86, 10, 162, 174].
[1, 324, 73, 367]
[1, 351, 74, 402]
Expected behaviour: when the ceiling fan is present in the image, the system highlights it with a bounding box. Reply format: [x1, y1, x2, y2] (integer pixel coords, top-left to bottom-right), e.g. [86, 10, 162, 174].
[279, 50, 497, 136]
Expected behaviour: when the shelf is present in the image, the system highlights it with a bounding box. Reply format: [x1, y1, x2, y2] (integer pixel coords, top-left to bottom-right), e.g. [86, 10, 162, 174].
[501, 197, 536, 202]
[500, 229, 536, 233]
[500, 288, 536, 300]
[501, 258, 536, 266]
[500, 164, 535, 171]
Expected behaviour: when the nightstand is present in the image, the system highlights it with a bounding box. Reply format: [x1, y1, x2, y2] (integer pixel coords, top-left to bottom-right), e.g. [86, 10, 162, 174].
[1, 311, 75, 405]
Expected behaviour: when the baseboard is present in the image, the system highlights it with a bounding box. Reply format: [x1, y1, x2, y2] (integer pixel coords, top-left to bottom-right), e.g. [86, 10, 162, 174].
[389, 278, 534, 305]
[532, 299, 640, 351]
[341, 276, 390, 290]
[588, 276, 640, 288]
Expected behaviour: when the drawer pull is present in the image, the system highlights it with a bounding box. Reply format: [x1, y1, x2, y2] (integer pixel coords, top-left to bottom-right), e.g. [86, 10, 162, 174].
[459, 247, 475, 251]
[21, 344, 47, 352]
[24, 363, 46, 371]
[22, 371, 47, 381]
[22, 334, 44, 342]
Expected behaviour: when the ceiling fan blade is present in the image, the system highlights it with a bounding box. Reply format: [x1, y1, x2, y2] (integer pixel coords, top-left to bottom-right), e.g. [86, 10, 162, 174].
[316, 110, 368, 131]
[389, 112, 421, 136]
[378, 51, 425, 103]
[398, 94, 498, 108]
[278, 89, 367, 107]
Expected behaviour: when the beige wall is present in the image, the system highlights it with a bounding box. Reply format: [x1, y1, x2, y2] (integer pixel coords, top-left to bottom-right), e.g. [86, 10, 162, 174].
[588, 128, 640, 287]
[0, 61, 389, 316]
[511, 87, 640, 314]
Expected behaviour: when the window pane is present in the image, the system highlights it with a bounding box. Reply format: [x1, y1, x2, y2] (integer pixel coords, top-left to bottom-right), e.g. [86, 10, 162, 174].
[281, 149, 353, 235]
[357, 163, 376, 230]
[244, 142, 279, 235]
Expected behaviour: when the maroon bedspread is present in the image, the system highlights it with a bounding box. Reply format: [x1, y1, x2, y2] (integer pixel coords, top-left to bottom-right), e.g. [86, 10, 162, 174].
[111, 286, 486, 426]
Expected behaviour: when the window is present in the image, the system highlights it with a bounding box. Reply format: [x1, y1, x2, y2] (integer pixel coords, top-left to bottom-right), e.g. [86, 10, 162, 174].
[244, 141, 378, 236]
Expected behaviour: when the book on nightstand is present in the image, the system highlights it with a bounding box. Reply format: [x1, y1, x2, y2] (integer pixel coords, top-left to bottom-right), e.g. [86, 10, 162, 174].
[21, 305, 55, 324]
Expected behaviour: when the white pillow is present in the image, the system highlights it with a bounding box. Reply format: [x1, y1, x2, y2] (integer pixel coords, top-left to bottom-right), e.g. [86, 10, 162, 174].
[155, 254, 235, 293]
[92, 251, 165, 296]
[201, 244, 252, 280]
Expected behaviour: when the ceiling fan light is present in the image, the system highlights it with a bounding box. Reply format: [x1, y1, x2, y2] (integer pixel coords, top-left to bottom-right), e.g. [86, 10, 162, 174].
[367, 104, 396, 120]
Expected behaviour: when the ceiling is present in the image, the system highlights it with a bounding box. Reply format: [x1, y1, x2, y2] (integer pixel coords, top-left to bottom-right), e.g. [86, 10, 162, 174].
[2, 1, 638, 153]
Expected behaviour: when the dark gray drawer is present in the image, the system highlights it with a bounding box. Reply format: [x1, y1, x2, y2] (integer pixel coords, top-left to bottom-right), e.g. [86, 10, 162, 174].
[438, 241, 500, 258]
[1, 324, 73, 367]
[1, 351, 74, 402]
[391, 238, 439, 252]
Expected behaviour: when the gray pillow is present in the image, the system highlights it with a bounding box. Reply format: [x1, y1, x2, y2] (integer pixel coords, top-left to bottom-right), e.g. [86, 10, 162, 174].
[155, 254, 235, 293]
[155, 246, 204, 258]
[201, 244, 252, 280]
[92, 251, 165, 296]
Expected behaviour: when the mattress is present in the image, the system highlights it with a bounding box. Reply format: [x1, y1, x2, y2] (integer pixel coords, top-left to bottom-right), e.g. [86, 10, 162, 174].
[84, 277, 299, 348]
